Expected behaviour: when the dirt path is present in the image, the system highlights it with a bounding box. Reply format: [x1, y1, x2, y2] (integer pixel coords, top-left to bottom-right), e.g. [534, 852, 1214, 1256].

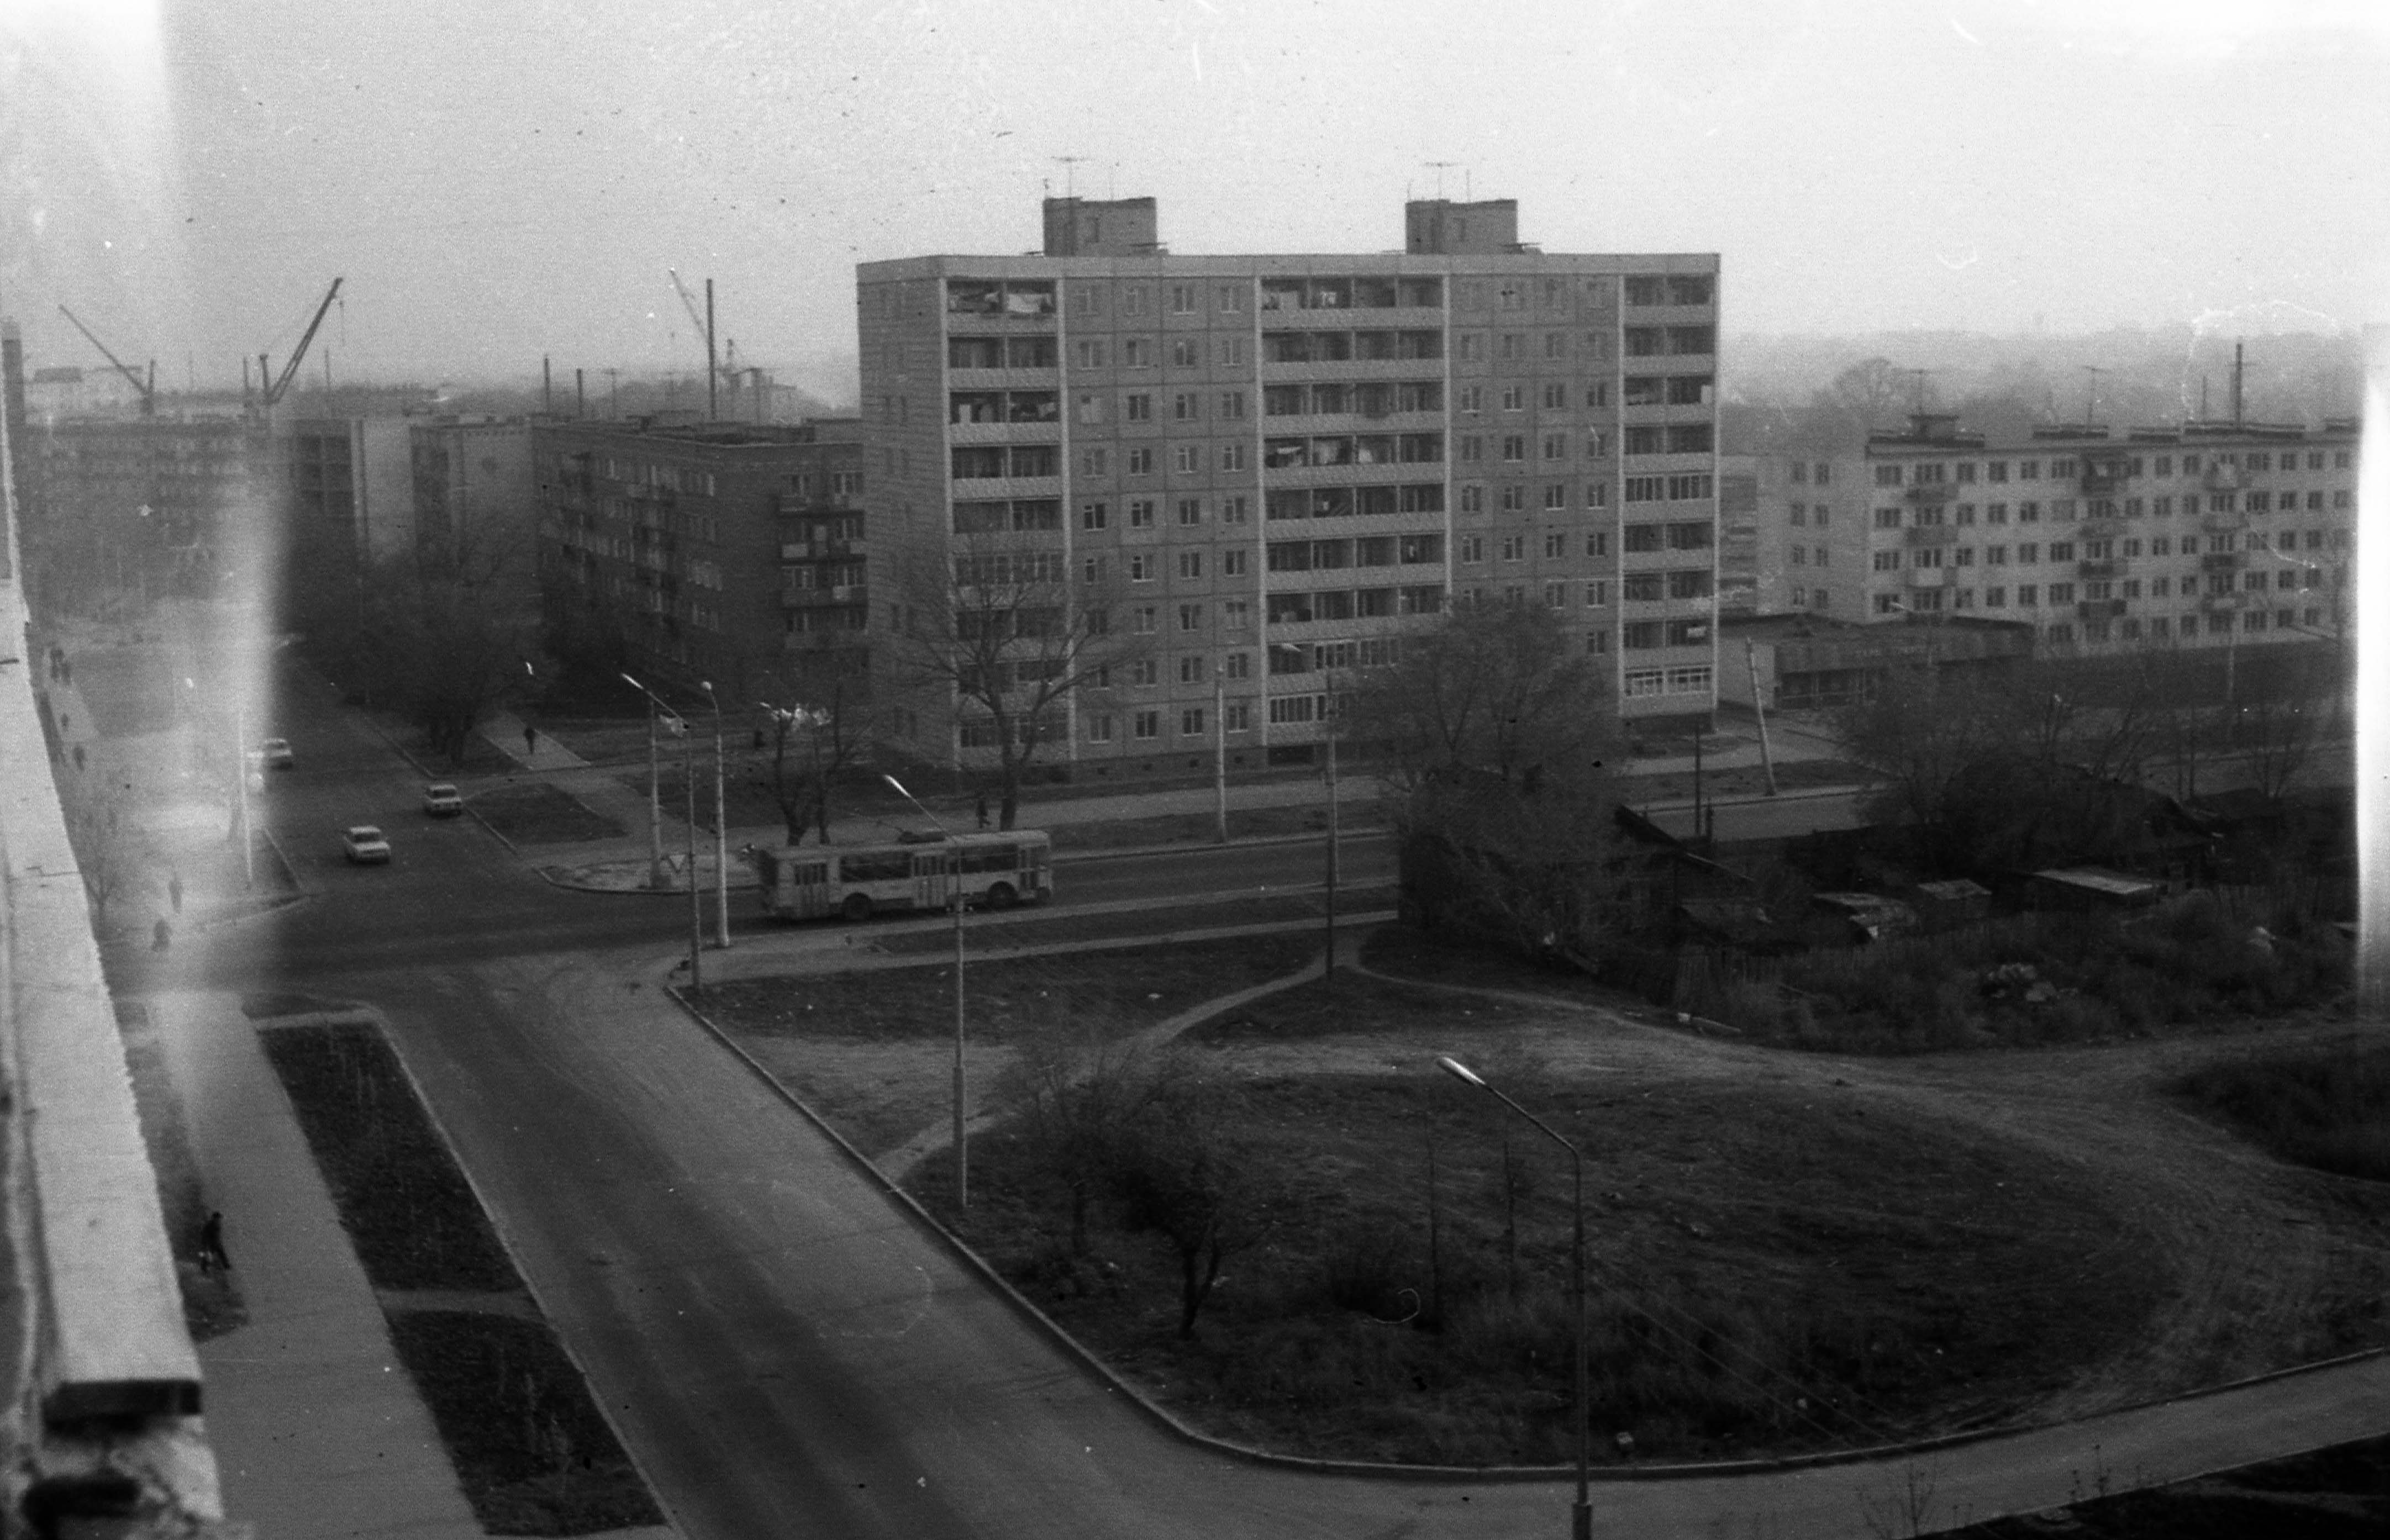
[1340, 957, 2390, 1426]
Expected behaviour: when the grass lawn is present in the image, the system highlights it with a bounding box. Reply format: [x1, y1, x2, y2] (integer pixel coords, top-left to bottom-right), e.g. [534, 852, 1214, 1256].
[260, 1023, 518, 1291]
[694, 935, 1322, 1158]
[907, 972, 2165, 1467]
[471, 783, 627, 846]
[1048, 801, 1386, 852]
[386, 1312, 664, 1537]
[2173, 1045, 2390, 1182]
[260, 1020, 662, 1534]
[1614, 756, 1865, 808]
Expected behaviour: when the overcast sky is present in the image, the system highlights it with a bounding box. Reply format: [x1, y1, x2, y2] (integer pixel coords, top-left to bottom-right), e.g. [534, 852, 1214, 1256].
[2, 0, 2384, 398]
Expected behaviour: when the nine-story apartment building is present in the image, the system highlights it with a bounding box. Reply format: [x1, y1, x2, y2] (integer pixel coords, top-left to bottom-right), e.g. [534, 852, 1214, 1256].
[857, 194, 1721, 773]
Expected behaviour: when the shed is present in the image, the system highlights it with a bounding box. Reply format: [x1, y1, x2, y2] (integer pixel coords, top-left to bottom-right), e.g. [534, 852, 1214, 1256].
[2026, 866, 2162, 912]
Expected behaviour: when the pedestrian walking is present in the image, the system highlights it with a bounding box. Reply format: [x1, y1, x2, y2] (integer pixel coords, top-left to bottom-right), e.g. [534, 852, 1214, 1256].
[975, 791, 989, 830]
[523, 723, 538, 758]
[167, 871, 183, 914]
[152, 918, 172, 952]
[197, 1210, 229, 1275]
[72, 744, 86, 772]
[57, 658, 69, 687]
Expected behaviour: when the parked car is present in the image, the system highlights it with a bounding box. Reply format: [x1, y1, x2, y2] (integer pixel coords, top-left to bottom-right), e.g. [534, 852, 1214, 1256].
[258, 738, 294, 769]
[422, 783, 464, 818]
[342, 826, 392, 864]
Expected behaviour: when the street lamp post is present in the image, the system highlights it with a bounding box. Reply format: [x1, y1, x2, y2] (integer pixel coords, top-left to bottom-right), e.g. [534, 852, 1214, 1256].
[883, 773, 969, 1209]
[1324, 674, 1340, 977]
[701, 682, 729, 950]
[1437, 1054, 1591, 1540]
[621, 672, 664, 890]
[1214, 661, 1229, 845]
[622, 672, 702, 990]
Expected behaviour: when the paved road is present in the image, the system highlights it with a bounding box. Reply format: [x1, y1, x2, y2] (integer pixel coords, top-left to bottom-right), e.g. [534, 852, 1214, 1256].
[112, 654, 2390, 1539]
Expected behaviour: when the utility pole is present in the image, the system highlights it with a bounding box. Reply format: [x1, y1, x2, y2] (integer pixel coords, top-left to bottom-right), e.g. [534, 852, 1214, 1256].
[1745, 640, 1778, 796]
[1323, 681, 1340, 977]
[705, 278, 718, 421]
[543, 356, 552, 414]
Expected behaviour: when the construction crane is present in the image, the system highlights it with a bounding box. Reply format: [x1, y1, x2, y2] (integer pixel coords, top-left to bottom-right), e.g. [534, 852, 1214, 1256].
[666, 268, 733, 418]
[57, 304, 156, 416]
[256, 277, 344, 411]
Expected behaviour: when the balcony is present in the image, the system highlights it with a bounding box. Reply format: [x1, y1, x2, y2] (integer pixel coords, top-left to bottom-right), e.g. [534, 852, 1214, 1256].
[1903, 567, 1955, 589]
[2199, 591, 2251, 613]
[1903, 484, 1951, 504]
[2080, 470, 2127, 496]
[2199, 552, 2245, 573]
[2200, 509, 2249, 534]
[783, 584, 868, 608]
[1902, 526, 1957, 547]
[2080, 516, 2126, 539]
[2077, 560, 2123, 580]
[2076, 598, 2128, 620]
[2203, 465, 2243, 492]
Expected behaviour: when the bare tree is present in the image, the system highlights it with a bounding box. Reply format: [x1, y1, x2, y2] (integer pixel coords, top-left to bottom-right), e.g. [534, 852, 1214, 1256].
[1109, 1073, 1277, 1339]
[1345, 603, 1631, 964]
[757, 668, 874, 845]
[306, 523, 543, 765]
[995, 1024, 1177, 1257]
[889, 530, 1142, 829]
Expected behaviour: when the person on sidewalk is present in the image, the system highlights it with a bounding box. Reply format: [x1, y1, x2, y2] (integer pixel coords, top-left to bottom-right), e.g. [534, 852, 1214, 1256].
[197, 1210, 229, 1275]
[976, 792, 989, 830]
[168, 870, 183, 914]
[524, 724, 539, 758]
[152, 918, 173, 952]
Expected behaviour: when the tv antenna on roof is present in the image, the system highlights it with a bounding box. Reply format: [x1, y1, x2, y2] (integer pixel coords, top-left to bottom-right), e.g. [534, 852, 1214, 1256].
[1424, 161, 1460, 199]
[1053, 155, 1088, 198]
[2081, 365, 2108, 424]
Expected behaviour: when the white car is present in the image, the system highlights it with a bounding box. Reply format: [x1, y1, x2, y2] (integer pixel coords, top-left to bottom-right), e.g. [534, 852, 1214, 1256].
[258, 738, 294, 769]
[422, 783, 465, 818]
[342, 826, 392, 864]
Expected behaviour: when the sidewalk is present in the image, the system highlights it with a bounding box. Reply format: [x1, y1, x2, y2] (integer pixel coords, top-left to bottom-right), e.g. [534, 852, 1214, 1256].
[150, 991, 486, 1540]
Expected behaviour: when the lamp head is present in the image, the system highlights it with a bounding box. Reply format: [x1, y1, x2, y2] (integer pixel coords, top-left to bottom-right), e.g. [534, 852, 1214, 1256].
[1435, 1055, 1486, 1089]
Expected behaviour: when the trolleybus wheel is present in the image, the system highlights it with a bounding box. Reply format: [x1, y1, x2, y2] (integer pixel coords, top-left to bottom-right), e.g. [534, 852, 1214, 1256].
[841, 893, 872, 922]
[986, 882, 1018, 910]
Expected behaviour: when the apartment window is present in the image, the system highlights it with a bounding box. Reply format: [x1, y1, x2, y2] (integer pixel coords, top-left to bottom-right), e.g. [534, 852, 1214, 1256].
[1584, 581, 1607, 606]
[1128, 499, 1156, 528]
[1218, 391, 1246, 421]
[1460, 435, 1484, 463]
[1586, 532, 1608, 557]
[2017, 584, 2038, 606]
[1177, 551, 1203, 579]
[1544, 531, 1567, 558]
[1872, 550, 1901, 571]
[1501, 386, 1525, 412]
[1543, 484, 1568, 510]
[1543, 382, 1567, 409]
[1173, 393, 1201, 423]
[1086, 714, 1114, 743]
[1502, 435, 1526, 462]
[1124, 394, 1153, 423]
[1169, 445, 1197, 474]
[1459, 486, 1484, 513]
[1132, 606, 1159, 635]
[1498, 486, 1525, 511]
[1217, 337, 1247, 367]
[1080, 448, 1109, 476]
[1460, 535, 1485, 563]
[1544, 334, 1565, 360]
[1173, 498, 1203, 528]
[1133, 710, 1160, 741]
[1501, 534, 1526, 561]
[1126, 447, 1154, 475]
[1220, 284, 1246, 314]
[1178, 706, 1206, 737]
[1984, 587, 2005, 608]
[1075, 340, 1108, 368]
[1080, 500, 1109, 530]
[1545, 582, 1567, 608]
[1875, 508, 1902, 530]
[1219, 443, 1247, 472]
[1543, 434, 1568, 461]
[1128, 554, 1155, 582]
[2018, 542, 2038, 563]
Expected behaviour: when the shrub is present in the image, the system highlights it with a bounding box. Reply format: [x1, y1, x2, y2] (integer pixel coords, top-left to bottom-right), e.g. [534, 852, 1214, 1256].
[2176, 1049, 2390, 1182]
